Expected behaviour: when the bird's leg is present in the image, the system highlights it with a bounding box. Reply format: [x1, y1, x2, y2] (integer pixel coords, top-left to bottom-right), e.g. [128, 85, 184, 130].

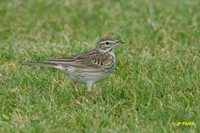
[87, 83, 96, 99]
[72, 81, 78, 92]
[86, 83, 93, 93]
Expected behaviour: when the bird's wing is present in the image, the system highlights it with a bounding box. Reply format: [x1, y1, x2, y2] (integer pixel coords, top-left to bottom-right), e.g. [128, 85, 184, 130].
[44, 50, 113, 70]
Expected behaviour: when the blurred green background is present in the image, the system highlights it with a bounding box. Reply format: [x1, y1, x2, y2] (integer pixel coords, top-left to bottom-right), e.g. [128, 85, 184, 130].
[0, 0, 200, 132]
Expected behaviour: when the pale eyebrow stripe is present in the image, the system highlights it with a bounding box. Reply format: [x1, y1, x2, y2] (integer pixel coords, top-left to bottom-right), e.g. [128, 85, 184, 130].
[101, 41, 115, 43]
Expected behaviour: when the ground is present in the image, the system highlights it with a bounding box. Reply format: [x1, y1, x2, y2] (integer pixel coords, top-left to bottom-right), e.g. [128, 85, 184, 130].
[0, 0, 200, 132]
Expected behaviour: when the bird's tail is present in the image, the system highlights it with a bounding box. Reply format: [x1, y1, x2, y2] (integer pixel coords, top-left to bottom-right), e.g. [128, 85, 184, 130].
[23, 62, 58, 68]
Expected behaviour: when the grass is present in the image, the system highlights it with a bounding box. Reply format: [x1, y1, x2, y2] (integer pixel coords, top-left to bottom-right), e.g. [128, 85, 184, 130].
[0, 0, 200, 132]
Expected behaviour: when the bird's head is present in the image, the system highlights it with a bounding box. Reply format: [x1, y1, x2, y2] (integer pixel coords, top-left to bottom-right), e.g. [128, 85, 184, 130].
[96, 37, 125, 53]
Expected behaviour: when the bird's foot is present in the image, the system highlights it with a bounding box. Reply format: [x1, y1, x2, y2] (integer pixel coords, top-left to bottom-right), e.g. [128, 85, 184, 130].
[87, 90, 96, 100]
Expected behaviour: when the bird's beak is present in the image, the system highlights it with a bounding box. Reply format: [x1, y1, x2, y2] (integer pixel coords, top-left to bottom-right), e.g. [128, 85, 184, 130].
[115, 40, 125, 45]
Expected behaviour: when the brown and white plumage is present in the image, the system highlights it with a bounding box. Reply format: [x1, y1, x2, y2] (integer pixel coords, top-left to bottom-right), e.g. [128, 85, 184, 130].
[24, 37, 124, 91]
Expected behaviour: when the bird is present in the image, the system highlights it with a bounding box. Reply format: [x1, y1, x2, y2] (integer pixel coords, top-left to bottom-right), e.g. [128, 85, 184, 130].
[24, 37, 125, 92]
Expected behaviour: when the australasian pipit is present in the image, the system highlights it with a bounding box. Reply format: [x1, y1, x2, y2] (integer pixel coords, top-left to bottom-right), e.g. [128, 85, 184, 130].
[24, 37, 124, 92]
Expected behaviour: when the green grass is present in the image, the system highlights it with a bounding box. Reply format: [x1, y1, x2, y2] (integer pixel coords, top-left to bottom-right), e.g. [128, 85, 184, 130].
[0, 0, 200, 132]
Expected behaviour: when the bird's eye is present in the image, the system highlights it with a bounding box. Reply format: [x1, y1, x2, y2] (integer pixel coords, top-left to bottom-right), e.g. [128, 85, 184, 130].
[105, 41, 110, 45]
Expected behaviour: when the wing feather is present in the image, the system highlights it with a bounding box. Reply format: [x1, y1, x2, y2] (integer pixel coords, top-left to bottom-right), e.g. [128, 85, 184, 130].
[44, 50, 114, 71]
